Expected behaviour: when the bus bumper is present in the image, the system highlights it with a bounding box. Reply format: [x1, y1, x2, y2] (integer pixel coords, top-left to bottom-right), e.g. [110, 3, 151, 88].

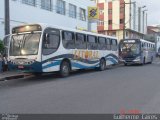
[123, 59, 141, 64]
[8, 62, 42, 73]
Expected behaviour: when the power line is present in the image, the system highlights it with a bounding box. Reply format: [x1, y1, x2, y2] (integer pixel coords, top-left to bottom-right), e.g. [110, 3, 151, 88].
[0, 18, 27, 24]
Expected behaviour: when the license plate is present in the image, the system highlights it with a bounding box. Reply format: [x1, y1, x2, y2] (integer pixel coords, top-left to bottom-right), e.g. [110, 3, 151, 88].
[18, 66, 24, 69]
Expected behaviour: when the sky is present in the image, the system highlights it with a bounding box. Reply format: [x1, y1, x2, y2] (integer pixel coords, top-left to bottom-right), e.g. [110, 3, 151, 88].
[136, 0, 160, 25]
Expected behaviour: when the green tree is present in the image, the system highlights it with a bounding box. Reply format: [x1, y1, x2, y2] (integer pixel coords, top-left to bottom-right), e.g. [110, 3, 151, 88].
[0, 39, 4, 54]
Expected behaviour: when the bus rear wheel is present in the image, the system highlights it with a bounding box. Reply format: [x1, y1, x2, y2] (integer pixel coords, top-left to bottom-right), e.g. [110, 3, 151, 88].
[99, 58, 106, 71]
[60, 61, 70, 77]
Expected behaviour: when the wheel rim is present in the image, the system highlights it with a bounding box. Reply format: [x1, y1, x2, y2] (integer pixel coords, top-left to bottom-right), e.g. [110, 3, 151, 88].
[63, 65, 68, 74]
[62, 63, 69, 76]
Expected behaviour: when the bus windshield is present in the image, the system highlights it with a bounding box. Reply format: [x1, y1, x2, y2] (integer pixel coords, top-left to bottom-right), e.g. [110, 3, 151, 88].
[10, 33, 41, 56]
[120, 43, 140, 55]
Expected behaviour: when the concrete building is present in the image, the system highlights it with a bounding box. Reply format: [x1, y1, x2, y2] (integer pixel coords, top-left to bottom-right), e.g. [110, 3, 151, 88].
[146, 26, 160, 55]
[0, 0, 96, 39]
[96, 0, 146, 41]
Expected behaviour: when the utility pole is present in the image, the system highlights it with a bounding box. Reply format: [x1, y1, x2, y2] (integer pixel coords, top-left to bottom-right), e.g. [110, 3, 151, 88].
[138, 7, 141, 33]
[4, 0, 10, 35]
[142, 10, 147, 34]
[138, 6, 146, 33]
[122, 2, 136, 40]
[146, 12, 148, 34]
[123, 1, 126, 40]
[133, 2, 136, 30]
[142, 10, 144, 34]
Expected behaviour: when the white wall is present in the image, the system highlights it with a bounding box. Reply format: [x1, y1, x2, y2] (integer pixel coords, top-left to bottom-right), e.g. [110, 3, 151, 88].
[156, 36, 160, 53]
[0, 0, 96, 39]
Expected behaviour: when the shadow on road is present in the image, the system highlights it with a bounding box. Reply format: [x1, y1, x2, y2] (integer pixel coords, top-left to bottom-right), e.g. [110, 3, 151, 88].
[0, 65, 121, 89]
[123, 63, 152, 67]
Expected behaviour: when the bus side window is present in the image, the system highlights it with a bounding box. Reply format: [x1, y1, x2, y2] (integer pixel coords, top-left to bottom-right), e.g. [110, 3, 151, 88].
[98, 37, 106, 50]
[75, 33, 87, 49]
[106, 38, 111, 50]
[62, 31, 75, 49]
[144, 43, 146, 48]
[42, 28, 60, 55]
[141, 43, 144, 48]
[111, 39, 117, 51]
[87, 35, 97, 50]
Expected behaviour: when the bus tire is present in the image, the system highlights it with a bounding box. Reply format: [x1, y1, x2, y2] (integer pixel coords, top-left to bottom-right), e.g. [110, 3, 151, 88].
[99, 58, 106, 71]
[60, 60, 70, 77]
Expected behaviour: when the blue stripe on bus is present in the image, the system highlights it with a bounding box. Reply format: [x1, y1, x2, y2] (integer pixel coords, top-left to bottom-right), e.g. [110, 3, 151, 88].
[42, 58, 118, 70]
[72, 62, 99, 69]
[42, 54, 119, 70]
[106, 58, 118, 64]
[43, 61, 60, 69]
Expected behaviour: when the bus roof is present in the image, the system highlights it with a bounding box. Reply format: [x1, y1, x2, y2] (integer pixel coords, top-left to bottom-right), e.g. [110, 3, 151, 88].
[12, 23, 118, 40]
[120, 38, 155, 44]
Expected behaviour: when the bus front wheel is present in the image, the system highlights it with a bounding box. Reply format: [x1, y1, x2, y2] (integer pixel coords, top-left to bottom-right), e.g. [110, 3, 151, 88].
[60, 61, 70, 77]
[99, 58, 106, 71]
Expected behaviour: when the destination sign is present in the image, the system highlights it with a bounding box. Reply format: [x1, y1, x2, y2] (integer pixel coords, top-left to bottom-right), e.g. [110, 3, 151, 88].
[12, 24, 42, 34]
[123, 40, 136, 43]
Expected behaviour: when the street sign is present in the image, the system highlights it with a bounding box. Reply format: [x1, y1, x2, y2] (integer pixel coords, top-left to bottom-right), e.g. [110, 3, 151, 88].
[88, 7, 99, 20]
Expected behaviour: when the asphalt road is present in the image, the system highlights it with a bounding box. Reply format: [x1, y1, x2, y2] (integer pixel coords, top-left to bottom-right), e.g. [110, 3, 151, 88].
[0, 62, 160, 114]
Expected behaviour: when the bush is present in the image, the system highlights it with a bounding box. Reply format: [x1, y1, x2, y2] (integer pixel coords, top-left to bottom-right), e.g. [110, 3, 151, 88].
[0, 39, 4, 54]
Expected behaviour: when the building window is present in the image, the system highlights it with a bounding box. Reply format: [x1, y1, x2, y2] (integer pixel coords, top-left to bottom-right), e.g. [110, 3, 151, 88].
[98, 21, 104, 26]
[99, 8, 104, 15]
[41, 0, 52, 11]
[80, 8, 86, 21]
[22, 0, 36, 6]
[99, 10, 104, 15]
[56, 0, 65, 15]
[108, 9, 112, 14]
[120, 19, 124, 24]
[120, 7, 124, 13]
[108, 20, 112, 25]
[112, 32, 116, 37]
[69, 4, 76, 18]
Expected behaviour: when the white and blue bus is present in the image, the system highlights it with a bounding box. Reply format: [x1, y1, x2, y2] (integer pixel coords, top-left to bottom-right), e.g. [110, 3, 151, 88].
[8, 23, 119, 77]
[119, 39, 155, 66]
